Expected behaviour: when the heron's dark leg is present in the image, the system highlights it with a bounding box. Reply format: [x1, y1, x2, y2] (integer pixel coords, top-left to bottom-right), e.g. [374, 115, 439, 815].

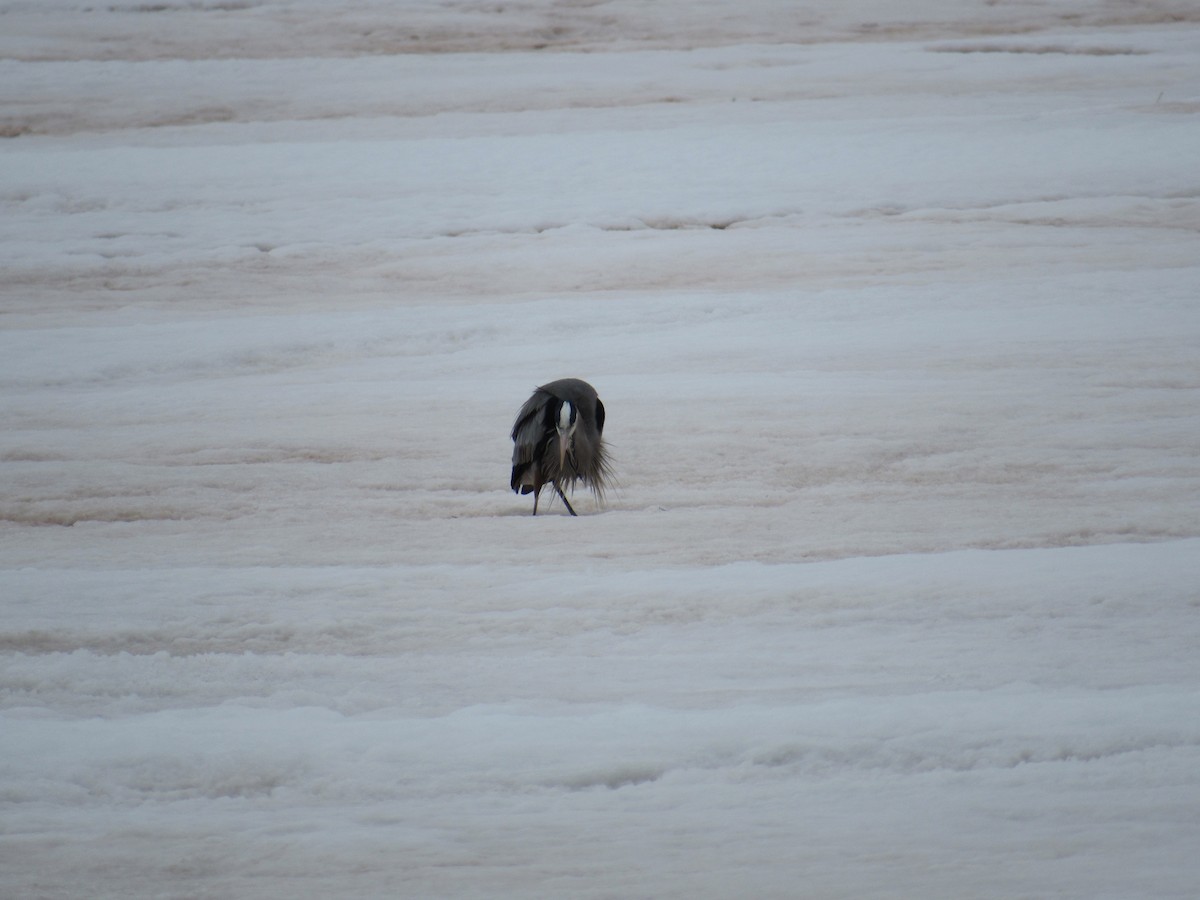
[554, 484, 577, 517]
[532, 487, 540, 516]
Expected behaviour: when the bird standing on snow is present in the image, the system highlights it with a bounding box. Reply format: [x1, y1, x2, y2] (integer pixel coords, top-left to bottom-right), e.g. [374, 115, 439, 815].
[510, 378, 612, 516]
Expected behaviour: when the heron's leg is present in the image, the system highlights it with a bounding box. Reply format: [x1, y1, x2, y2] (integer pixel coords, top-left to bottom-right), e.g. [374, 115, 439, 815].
[532, 488, 540, 516]
[555, 484, 577, 517]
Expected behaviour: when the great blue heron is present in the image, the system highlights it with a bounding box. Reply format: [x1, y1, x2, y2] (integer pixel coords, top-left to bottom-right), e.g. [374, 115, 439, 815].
[510, 378, 611, 516]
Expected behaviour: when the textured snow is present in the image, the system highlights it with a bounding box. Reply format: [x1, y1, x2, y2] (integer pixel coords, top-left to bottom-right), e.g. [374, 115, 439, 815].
[2, 1, 1200, 897]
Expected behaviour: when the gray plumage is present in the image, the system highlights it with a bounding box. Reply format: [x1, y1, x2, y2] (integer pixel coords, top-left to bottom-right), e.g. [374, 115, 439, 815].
[510, 378, 611, 516]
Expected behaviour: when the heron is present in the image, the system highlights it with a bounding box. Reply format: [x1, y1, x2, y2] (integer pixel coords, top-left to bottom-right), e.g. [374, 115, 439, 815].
[510, 378, 612, 516]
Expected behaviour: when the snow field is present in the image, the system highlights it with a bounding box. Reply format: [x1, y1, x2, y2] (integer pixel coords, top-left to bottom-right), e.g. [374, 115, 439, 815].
[3, 1, 1200, 897]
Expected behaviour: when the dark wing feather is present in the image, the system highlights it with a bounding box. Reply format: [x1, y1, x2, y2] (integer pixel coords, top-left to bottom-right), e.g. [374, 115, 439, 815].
[510, 388, 554, 493]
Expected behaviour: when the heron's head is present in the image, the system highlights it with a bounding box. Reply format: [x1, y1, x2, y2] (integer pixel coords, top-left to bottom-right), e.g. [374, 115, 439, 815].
[556, 400, 577, 471]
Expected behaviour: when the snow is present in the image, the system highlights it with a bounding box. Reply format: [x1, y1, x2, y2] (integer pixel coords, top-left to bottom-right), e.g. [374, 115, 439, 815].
[2, 1, 1200, 897]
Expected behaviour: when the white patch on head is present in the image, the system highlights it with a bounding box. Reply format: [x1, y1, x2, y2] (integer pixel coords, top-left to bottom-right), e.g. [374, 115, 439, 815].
[557, 401, 574, 432]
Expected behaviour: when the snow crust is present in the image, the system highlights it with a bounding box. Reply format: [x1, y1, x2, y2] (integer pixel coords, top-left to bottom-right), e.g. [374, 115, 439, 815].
[2, 1, 1199, 897]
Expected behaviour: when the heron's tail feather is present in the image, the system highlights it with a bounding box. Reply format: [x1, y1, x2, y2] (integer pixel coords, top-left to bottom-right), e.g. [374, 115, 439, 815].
[511, 459, 541, 495]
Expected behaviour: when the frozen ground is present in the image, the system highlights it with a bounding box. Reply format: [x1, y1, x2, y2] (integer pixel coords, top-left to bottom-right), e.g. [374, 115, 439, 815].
[2, 1, 1200, 897]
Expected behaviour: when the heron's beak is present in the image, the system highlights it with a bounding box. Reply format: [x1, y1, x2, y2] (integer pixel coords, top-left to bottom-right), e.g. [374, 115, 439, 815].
[557, 428, 570, 473]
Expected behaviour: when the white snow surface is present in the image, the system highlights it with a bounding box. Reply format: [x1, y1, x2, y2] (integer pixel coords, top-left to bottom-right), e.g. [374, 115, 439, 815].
[3, 0, 1200, 896]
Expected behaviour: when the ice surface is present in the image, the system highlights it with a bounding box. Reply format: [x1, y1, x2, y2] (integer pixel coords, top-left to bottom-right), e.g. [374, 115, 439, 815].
[2, 1, 1199, 897]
